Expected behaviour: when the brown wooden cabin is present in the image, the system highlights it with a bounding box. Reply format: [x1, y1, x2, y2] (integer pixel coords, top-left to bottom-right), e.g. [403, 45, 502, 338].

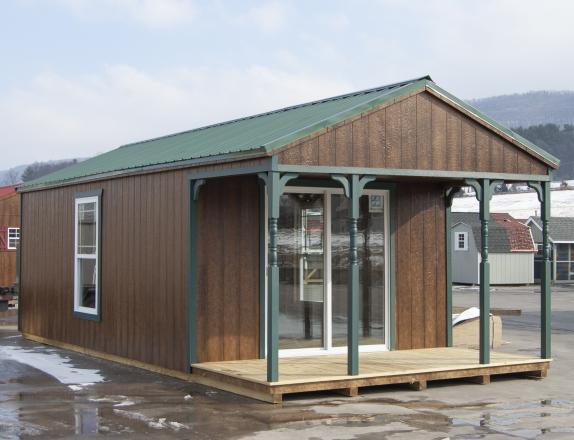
[18, 76, 558, 402]
[0, 185, 20, 288]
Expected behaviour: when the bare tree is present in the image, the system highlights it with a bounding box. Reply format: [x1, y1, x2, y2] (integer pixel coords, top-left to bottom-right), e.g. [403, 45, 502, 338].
[1, 168, 20, 185]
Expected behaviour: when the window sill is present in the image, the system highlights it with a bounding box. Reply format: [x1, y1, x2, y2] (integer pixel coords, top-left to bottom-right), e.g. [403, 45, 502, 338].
[73, 311, 101, 322]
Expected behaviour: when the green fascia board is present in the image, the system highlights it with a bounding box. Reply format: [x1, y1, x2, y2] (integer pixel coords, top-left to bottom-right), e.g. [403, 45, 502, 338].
[426, 83, 560, 168]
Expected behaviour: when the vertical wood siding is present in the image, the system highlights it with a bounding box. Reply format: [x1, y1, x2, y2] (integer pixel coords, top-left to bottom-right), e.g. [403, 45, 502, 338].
[277, 91, 549, 175]
[196, 176, 260, 362]
[395, 183, 447, 350]
[0, 194, 20, 286]
[20, 170, 189, 372]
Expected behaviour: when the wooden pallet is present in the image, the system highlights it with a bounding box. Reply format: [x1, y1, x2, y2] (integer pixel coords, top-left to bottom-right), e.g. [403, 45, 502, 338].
[191, 347, 551, 403]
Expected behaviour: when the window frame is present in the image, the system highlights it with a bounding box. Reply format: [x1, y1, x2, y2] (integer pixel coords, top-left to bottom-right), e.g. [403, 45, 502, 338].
[7, 227, 20, 250]
[454, 231, 468, 251]
[73, 190, 102, 321]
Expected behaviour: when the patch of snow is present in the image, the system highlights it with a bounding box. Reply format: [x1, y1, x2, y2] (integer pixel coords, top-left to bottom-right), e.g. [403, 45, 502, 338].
[113, 409, 187, 431]
[0, 345, 104, 384]
[87, 395, 136, 407]
[114, 400, 136, 407]
[67, 383, 95, 391]
[453, 190, 574, 218]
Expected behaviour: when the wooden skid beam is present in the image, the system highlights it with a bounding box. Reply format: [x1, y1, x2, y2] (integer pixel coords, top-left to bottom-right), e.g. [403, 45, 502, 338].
[407, 380, 427, 391]
[335, 387, 359, 397]
[465, 375, 491, 385]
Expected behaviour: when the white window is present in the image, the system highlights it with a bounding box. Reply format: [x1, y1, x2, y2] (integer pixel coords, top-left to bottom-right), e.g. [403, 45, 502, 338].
[455, 231, 468, 251]
[7, 228, 20, 250]
[74, 193, 101, 318]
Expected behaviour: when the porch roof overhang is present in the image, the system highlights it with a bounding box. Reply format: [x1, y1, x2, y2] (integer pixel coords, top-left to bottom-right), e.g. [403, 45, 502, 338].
[186, 156, 552, 183]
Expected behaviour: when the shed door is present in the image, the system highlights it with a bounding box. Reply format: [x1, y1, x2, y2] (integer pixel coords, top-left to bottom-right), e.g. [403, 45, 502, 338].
[276, 187, 389, 355]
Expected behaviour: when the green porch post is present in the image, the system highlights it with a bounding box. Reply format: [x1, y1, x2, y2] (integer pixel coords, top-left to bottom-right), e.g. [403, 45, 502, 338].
[267, 172, 280, 383]
[332, 174, 374, 376]
[478, 179, 491, 365]
[528, 181, 552, 359]
[445, 187, 461, 347]
[188, 179, 205, 368]
[541, 181, 552, 358]
[258, 172, 298, 383]
[466, 179, 501, 364]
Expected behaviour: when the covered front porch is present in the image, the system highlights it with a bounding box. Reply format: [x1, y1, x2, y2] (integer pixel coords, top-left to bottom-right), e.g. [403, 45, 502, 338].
[188, 165, 553, 403]
[186, 79, 557, 403]
[191, 347, 550, 403]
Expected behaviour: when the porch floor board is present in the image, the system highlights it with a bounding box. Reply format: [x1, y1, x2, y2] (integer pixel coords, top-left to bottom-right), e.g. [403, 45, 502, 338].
[191, 347, 550, 403]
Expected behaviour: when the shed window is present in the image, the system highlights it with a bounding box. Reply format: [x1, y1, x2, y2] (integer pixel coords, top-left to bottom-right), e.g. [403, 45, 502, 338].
[455, 231, 468, 251]
[7, 228, 19, 250]
[74, 193, 101, 319]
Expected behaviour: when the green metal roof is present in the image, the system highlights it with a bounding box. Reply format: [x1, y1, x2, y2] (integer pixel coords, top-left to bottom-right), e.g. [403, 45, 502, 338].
[20, 75, 559, 190]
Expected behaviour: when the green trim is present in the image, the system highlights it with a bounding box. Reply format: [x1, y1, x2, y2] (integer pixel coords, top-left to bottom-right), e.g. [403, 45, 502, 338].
[257, 171, 298, 382]
[188, 179, 204, 368]
[277, 165, 551, 182]
[258, 179, 266, 359]
[328, 174, 377, 376]
[467, 179, 494, 365]
[74, 189, 103, 199]
[528, 181, 552, 359]
[265, 172, 280, 383]
[73, 189, 103, 323]
[187, 159, 273, 180]
[73, 311, 101, 321]
[19, 150, 268, 192]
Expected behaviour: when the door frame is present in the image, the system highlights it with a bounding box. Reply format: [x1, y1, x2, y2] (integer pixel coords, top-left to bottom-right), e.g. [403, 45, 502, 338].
[263, 185, 391, 358]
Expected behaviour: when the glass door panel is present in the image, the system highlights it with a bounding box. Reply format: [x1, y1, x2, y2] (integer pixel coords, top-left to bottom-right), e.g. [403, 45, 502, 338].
[278, 193, 324, 349]
[331, 193, 386, 347]
[358, 194, 386, 346]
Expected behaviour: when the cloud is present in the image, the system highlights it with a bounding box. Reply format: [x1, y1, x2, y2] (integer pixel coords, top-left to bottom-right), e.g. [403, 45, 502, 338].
[239, 1, 289, 32]
[0, 65, 352, 166]
[53, 0, 196, 28]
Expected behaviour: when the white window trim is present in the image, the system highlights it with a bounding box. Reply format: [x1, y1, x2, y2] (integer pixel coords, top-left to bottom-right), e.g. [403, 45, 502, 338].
[7, 227, 20, 250]
[74, 195, 100, 317]
[454, 231, 468, 251]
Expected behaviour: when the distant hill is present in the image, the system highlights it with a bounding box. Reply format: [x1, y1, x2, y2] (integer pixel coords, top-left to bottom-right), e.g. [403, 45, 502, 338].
[469, 91, 574, 180]
[469, 91, 574, 128]
[0, 159, 83, 186]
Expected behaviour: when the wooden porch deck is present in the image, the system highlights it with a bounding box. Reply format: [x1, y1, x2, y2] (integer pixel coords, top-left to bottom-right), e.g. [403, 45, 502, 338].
[191, 347, 550, 403]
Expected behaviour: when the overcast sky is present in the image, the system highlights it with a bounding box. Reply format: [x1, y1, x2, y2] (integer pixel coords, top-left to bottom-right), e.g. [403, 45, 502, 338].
[1, 0, 573, 169]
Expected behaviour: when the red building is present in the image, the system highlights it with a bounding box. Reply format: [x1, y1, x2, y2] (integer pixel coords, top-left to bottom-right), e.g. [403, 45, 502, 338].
[0, 185, 20, 287]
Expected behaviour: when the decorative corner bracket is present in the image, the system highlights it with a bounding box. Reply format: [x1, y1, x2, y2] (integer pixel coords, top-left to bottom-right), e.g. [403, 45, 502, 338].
[445, 186, 462, 208]
[192, 179, 206, 201]
[527, 181, 544, 203]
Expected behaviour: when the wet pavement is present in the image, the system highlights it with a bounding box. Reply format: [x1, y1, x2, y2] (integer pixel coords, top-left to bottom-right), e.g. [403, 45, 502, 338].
[1, 285, 573, 439]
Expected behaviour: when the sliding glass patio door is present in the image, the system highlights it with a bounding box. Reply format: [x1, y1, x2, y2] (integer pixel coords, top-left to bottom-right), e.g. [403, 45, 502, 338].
[276, 187, 389, 355]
